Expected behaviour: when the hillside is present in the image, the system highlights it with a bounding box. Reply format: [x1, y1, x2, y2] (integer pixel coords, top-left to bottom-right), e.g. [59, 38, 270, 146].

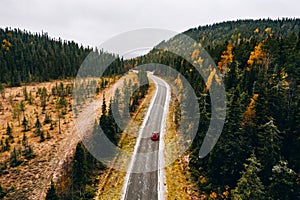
[0, 28, 127, 86]
[136, 18, 300, 199]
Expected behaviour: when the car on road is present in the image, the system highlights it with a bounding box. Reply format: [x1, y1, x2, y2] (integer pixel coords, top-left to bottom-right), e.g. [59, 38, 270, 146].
[151, 132, 159, 141]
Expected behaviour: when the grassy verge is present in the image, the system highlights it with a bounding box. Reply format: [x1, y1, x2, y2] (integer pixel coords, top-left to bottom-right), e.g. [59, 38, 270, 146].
[164, 92, 200, 199]
[94, 80, 156, 200]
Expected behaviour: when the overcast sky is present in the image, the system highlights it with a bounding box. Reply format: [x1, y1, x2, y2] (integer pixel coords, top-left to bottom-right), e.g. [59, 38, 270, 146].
[0, 0, 299, 48]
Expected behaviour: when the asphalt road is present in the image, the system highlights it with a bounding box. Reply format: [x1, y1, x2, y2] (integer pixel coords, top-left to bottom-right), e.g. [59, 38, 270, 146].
[123, 75, 168, 200]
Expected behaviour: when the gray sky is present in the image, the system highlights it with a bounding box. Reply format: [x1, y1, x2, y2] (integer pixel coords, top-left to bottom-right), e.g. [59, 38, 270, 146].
[0, 0, 299, 48]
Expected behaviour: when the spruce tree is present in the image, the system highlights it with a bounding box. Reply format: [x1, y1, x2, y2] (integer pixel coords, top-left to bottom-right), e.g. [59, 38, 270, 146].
[256, 120, 282, 183]
[20, 100, 26, 117]
[24, 145, 35, 159]
[268, 160, 298, 200]
[22, 116, 28, 132]
[35, 115, 42, 129]
[10, 147, 22, 167]
[2, 138, 10, 152]
[40, 131, 45, 142]
[232, 153, 266, 200]
[22, 133, 28, 147]
[72, 142, 87, 196]
[46, 180, 59, 200]
[112, 89, 122, 131]
[6, 123, 13, 140]
[99, 93, 108, 130]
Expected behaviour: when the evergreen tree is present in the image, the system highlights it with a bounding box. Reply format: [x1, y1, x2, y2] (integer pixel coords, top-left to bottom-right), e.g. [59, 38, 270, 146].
[35, 115, 42, 129]
[22, 116, 28, 132]
[23, 144, 35, 160]
[22, 133, 28, 147]
[256, 120, 282, 183]
[10, 147, 22, 167]
[106, 98, 117, 144]
[23, 86, 28, 101]
[6, 123, 13, 140]
[12, 102, 21, 125]
[72, 142, 87, 197]
[35, 115, 42, 136]
[46, 180, 59, 200]
[41, 87, 48, 113]
[28, 91, 34, 105]
[2, 138, 10, 152]
[112, 88, 122, 132]
[99, 93, 108, 130]
[268, 160, 298, 200]
[122, 79, 131, 125]
[40, 131, 45, 142]
[232, 153, 266, 200]
[206, 89, 248, 186]
[20, 100, 26, 117]
[101, 93, 107, 116]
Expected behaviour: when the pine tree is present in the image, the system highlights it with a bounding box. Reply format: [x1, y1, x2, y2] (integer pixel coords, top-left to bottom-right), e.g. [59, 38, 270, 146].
[268, 160, 298, 200]
[10, 147, 22, 167]
[112, 89, 122, 132]
[35, 115, 42, 136]
[2, 138, 10, 152]
[107, 98, 117, 144]
[6, 123, 13, 140]
[232, 153, 266, 200]
[20, 100, 26, 117]
[35, 115, 42, 129]
[22, 133, 28, 147]
[23, 86, 28, 101]
[207, 89, 248, 186]
[99, 93, 108, 131]
[41, 87, 48, 113]
[256, 120, 282, 182]
[101, 93, 107, 116]
[122, 79, 131, 125]
[22, 116, 28, 132]
[72, 142, 87, 196]
[40, 131, 45, 142]
[12, 102, 21, 125]
[24, 145, 35, 160]
[46, 180, 59, 200]
[28, 91, 34, 104]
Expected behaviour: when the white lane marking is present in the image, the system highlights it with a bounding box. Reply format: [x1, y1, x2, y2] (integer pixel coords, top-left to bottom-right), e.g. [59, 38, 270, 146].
[153, 75, 171, 200]
[121, 72, 159, 200]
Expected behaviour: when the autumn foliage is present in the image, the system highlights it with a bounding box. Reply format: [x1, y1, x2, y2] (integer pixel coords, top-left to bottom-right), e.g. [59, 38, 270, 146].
[242, 94, 259, 127]
[218, 43, 233, 75]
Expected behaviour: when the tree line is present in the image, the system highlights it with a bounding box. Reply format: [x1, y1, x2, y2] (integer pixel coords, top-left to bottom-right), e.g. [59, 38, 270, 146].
[0, 28, 128, 87]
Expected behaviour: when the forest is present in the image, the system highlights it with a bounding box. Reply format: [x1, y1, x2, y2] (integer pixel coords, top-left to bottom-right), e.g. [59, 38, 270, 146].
[0, 18, 300, 199]
[134, 18, 300, 199]
[0, 28, 127, 86]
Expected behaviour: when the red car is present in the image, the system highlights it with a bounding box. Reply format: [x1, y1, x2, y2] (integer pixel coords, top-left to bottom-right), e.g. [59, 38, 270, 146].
[151, 132, 159, 141]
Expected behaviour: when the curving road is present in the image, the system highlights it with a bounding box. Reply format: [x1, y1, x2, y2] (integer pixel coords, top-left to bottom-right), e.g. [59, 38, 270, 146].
[121, 74, 170, 200]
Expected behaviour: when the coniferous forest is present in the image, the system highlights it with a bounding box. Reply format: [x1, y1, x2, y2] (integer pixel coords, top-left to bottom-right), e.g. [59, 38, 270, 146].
[0, 28, 127, 86]
[134, 18, 300, 199]
[0, 18, 300, 199]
